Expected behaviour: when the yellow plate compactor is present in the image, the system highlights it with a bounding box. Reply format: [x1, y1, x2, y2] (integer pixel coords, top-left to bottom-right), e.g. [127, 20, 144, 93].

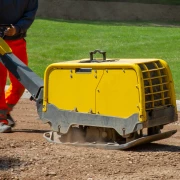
[0, 38, 177, 150]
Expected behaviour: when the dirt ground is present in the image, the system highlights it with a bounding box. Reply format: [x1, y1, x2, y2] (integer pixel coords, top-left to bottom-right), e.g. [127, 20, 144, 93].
[37, 1, 180, 21]
[0, 99, 180, 180]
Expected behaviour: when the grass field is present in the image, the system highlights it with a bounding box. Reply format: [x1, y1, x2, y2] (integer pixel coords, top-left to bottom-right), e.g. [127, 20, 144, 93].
[26, 18, 180, 98]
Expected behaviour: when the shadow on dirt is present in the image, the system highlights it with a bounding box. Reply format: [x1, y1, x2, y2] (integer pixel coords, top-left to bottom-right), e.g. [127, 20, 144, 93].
[0, 157, 22, 170]
[129, 143, 180, 152]
[13, 129, 49, 134]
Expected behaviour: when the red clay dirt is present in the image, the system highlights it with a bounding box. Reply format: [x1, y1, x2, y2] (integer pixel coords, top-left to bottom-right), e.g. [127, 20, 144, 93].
[0, 99, 180, 180]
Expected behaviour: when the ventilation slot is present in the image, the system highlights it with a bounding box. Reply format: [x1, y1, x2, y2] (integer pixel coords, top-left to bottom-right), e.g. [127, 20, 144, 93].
[138, 61, 171, 111]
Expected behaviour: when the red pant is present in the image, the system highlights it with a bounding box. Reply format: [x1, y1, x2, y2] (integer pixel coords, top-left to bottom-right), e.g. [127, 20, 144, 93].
[0, 39, 28, 116]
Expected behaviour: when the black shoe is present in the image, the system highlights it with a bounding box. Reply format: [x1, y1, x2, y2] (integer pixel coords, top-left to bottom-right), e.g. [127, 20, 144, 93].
[7, 114, 15, 127]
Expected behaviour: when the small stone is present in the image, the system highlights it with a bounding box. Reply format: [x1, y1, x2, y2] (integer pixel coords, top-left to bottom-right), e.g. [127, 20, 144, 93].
[47, 171, 57, 176]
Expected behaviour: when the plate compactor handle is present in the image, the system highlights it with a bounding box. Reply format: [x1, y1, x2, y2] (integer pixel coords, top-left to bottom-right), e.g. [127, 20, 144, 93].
[90, 49, 106, 61]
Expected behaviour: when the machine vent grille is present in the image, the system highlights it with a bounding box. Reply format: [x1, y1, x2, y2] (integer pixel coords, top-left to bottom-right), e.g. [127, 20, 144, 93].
[138, 61, 172, 111]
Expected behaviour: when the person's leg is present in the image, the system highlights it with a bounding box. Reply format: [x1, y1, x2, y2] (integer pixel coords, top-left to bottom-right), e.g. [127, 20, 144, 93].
[0, 59, 11, 132]
[5, 39, 28, 113]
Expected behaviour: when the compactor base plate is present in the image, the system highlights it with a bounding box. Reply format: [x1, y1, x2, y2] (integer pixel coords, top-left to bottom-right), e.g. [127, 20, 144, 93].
[43, 130, 177, 150]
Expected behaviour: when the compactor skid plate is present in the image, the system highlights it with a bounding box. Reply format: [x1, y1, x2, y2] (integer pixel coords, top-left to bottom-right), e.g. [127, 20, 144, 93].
[43, 130, 177, 150]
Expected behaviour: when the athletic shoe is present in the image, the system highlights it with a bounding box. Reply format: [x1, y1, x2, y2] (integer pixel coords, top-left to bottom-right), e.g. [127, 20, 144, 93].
[0, 120, 12, 133]
[7, 114, 15, 127]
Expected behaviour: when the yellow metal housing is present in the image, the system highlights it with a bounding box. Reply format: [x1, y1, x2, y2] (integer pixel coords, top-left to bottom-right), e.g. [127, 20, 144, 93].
[0, 37, 12, 55]
[43, 58, 177, 123]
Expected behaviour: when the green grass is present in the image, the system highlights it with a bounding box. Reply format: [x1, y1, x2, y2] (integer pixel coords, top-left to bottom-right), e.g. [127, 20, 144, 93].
[26, 18, 180, 98]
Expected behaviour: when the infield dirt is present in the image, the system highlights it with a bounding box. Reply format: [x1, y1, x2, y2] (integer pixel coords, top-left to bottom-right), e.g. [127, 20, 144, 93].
[0, 99, 180, 180]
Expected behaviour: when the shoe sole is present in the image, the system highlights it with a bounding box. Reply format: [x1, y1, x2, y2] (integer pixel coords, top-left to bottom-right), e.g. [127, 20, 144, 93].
[0, 127, 12, 133]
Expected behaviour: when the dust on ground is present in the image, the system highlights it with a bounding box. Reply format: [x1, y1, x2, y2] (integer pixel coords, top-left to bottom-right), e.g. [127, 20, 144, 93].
[0, 99, 180, 180]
